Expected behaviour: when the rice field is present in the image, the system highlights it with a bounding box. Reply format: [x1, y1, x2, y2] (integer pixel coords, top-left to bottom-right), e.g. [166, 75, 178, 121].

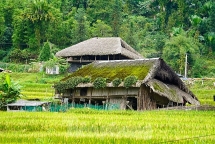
[21, 83, 55, 99]
[0, 109, 215, 143]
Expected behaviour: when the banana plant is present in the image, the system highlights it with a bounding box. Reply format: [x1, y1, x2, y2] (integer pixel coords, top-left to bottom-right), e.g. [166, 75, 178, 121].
[0, 74, 22, 110]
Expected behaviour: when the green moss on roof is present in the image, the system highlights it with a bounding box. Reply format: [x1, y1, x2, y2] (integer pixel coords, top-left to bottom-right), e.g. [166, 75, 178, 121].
[150, 79, 181, 102]
[153, 82, 164, 93]
[63, 60, 155, 82]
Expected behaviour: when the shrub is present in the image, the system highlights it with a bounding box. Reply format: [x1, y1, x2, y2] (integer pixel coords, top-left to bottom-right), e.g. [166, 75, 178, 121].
[39, 42, 51, 61]
[124, 76, 138, 89]
[54, 76, 86, 92]
[112, 78, 122, 87]
[93, 77, 106, 89]
[67, 76, 83, 89]
[82, 76, 91, 83]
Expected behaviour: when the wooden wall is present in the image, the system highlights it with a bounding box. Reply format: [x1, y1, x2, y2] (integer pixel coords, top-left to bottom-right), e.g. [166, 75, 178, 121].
[138, 84, 156, 110]
[73, 87, 139, 97]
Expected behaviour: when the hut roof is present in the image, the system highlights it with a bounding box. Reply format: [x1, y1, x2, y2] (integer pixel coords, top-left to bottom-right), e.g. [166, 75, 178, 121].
[56, 37, 143, 59]
[146, 79, 199, 104]
[7, 100, 49, 106]
[60, 58, 199, 105]
[64, 58, 157, 81]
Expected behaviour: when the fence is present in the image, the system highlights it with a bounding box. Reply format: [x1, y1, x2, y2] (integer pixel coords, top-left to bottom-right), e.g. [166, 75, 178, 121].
[21, 103, 120, 112]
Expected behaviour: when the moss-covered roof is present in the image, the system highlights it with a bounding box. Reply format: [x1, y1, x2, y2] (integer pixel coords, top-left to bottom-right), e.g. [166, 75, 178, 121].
[62, 59, 157, 82]
[147, 79, 200, 105]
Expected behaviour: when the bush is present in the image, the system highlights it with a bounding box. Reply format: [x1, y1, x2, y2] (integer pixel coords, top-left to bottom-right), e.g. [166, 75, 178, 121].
[54, 76, 84, 93]
[39, 42, 51, 61]
[0, 50, 7, 60]
[124, 76, 138, 89]
[82, 76, 91, 83]
[112, 78, 122, 87]
[93, 77, 106, 89]
[67, 76, 83, 89]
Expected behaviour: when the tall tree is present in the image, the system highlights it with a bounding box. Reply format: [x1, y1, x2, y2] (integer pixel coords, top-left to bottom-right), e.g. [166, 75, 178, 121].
[73, 8, 89, 44]
[208, 2, 215, 32]
[162, 32, 200, 75]
[90, 20, 112, 37]
[39, 41, 51, 61]
[21, 0, 61, 50]
[0, 2, 5, 44]
[111, 0, 122, 37]
[87, 0, 113, 24]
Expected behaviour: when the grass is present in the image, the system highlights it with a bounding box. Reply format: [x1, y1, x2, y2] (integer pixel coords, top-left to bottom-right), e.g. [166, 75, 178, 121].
[0, 109, 215, 143]
[189, 79, 215, 106]
[0, 72, 65, 100]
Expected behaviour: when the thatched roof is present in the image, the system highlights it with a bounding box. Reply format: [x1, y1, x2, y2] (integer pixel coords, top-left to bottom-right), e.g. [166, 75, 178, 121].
[146, 79, 199, 105]
[56, 37, 143, 59]
[65, 58, 156, 81]
[60, 58, 199, 105]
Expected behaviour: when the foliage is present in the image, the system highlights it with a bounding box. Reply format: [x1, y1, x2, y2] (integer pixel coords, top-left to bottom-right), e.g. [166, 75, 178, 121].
[54, 76, 84, 93]
[111, 0, 122, 37]
[1, 0, 215, 77]
[90, 20, 112, 37]
[82, 76, 91, 83]
[73, 8, 89, 44]
[191, 58, 208, 78]
[123, 76, 138, 89]
[39, 41, 51, 62]
[0, 50, 8, 61]
[8, 49, 34, 63]
[93, 77, 106, 89]
[162, 32, 200, 75]
[112, 78, 122, 87]
[0, 74, 22, 110]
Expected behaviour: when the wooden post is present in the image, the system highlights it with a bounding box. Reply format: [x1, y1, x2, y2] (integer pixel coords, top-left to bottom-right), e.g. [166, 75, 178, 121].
[138, 87, 142, 111]
[89, 88, 92, 107]
[106, 87, 109, 110]
[80, 56, 82, 63]
[72, 89, 76, 107]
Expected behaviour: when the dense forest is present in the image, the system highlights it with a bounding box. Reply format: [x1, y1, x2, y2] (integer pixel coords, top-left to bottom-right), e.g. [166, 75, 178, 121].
[0, 0, 215, 77]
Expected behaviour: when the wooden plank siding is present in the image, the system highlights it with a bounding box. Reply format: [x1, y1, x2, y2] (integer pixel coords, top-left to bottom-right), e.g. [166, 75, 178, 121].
[138, 84, 156, 110]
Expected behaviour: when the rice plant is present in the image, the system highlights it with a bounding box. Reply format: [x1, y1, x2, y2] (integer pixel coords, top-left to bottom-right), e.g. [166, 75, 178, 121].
[0, 110, 215, 143]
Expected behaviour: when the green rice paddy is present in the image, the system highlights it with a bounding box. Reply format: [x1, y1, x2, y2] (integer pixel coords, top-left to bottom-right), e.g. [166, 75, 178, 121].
[0, 109, 215, 143]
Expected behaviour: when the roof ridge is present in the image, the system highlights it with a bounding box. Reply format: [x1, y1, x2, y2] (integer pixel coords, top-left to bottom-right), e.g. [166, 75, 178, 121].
[97, 58, 160, 63]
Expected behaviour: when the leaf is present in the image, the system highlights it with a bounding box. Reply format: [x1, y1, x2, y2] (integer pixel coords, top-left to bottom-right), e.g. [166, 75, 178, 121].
[5, 74, 11, 87]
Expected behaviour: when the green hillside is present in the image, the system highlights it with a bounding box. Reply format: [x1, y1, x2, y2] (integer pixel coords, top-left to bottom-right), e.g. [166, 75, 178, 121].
[0, 72, 64, 100]
[1, 1, 215, 77]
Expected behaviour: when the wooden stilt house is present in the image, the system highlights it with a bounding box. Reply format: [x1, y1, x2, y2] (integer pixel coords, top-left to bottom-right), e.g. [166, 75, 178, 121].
[55, 37, 143, 72]
[54, 58, 200, 110]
